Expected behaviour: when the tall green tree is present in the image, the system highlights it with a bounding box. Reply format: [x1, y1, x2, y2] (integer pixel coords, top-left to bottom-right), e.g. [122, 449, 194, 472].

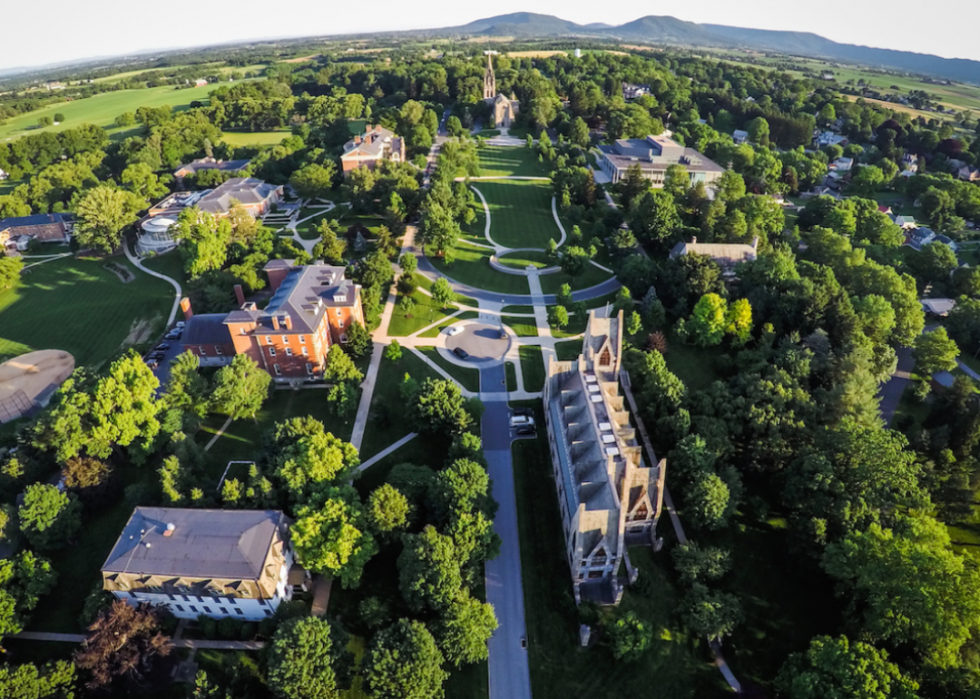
[365, 619, 448, 699]
[683, 294, 728, 347]
[433, 591, 498, 667]
[74, 185, 141, 253]
[912, 327, 960, 376]
[398, 525, 463, 613]
[19, 484, 81, 551]
[267, 616, 346, 699]
[210, 354, 271, 420]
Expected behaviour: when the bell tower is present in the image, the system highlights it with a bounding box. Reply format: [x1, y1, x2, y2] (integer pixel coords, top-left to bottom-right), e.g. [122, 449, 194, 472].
[483, 52, 496, 100]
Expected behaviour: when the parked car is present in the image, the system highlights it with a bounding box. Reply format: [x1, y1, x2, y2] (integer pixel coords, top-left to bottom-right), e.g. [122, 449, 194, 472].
[509, 415, 535, 428]
[147, 351, 165, 361]
[516, 426, 535, 436]
[175, 321, 185, 329]
[165, 330, 182, 340]
[446, 326, 462, 336]
[498, 328, 507, 339]
[145, 359, 159, 369]
[155, 343, 171, 351]
[452, 347, 470, 360]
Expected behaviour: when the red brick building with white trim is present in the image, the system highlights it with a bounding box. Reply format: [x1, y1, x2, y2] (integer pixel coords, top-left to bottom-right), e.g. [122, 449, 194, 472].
[181, 260, 364, 381]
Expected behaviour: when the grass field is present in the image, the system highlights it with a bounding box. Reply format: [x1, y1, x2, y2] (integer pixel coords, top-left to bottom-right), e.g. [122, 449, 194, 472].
[496, 250, 553, 269]
[510, 406, 725, 699]
[663, 336, 727, 392]
[220, 130, 291, 147]
[417, 346, 480, 392]
[387, 287, 457, 337]
[477, 180, 559, 250]
[518, 345, 545, 392]
[501, 316, 538, 337]
[358, 350, 441, 461]
[141, 248, 187, 286]
[0, 256, 174, 370]
[426, 243, 530, 295]
[476, 146, 551, 178]
[0, 83, 219, 143]
[506, 361, 518, 391]
[539, 263, 614, 295]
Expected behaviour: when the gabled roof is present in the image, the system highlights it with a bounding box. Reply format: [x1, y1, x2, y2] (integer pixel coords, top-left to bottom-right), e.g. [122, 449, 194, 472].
[0, 213, 68, 231]
[196, 178, 279, 215]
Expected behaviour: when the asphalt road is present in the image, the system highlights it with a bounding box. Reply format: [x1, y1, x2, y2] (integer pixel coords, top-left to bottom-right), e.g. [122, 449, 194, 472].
[147, 327, 185, 391]
[877, 345, 913, 425]
[480, 361, 532, 699]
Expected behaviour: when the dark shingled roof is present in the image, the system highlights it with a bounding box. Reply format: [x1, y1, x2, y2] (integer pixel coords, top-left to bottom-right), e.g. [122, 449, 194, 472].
[257, 263, 357, 334]
[102, 507, 288, 580]
[182, 313, 233, 346]
[0, 213, 69, 230]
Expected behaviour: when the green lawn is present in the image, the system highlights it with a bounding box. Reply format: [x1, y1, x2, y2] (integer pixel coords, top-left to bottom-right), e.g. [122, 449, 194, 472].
[141, 248, 187, 287]
[387, 288, 457, 337]
[220, 130, 291, 147]
[519, 345, 545, 392]
[510, 409, 724, 699]
[539, 263, 615, 295]
[550, 309, 589, 339]
[663, 334, 727, 392]
[501, 316, 538, 337]
[426, 244, 530, 295]
[506, 362, 518, 391]
[416, 346, 481, 392]
[417, 311, 480, 338]
[0, 256, 175, 370]
[0, 83, 219, 143]
[358, 350, 441, 461]
[496, 250, 554, 269]
[477, 180, 559, 250]
[476, 147, 551, 178]
[413, 274, 477, 307]
[554, 340, 580, 361]
[502, 304, 534, 314]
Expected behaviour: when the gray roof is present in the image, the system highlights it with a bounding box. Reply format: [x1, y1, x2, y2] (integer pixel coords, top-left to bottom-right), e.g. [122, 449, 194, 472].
[176, 158, 251, 177]
[102, 507, 287, 580]
[342, 126, 403, 160]
[196, 177, 280, 216]
[182, 313, 233, 346]
[0, 213, 68, 231]
[597, 134, 724, 175]
[257, 263, 357, 334]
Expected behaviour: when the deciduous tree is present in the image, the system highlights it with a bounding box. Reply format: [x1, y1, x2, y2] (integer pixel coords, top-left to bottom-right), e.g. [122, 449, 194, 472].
[365, 619, 448, 699]
[210, 354, 271, 420]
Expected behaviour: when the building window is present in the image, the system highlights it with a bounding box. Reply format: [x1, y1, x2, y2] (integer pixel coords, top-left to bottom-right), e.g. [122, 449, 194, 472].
[338, 320, 344, 328]
[306, 363, 313, 375]
[340, 334, 348, 344]
[264, 610, 273, 617]
[299, 335, 305, 344]
[199, 346, 206, 356]
[219, 607, 228, 615]
[196, 596, 205, 603]
[273, 364, 281, 376]
[189, 605, 198, 613]
[235, 608, 244, 616]
[129, 591, 138, 598]
[301, 346, 308, 356]
[182, 595, 190, 602]
[167, 594, 175, 601]
[259, 598, 267, 606]
[215, 346, 222, 356]
[266, 336, 272, 345]
[269, 347, 276, 356]
[285, 347, 292, 356]
[281, 335, 288, 344]
[228, 597, 237, 605]
[175, 605, 184, 612]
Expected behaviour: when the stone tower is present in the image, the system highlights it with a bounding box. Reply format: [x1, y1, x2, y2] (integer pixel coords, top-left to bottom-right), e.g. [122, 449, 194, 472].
[483, 53, 496, 100]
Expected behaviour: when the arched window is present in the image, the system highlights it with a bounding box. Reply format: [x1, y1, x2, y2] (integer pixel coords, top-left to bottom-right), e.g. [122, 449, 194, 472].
[599, 348, 612, 367]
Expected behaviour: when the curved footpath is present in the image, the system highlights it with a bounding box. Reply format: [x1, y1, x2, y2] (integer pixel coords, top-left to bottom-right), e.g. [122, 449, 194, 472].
[125, 243, 183, 326]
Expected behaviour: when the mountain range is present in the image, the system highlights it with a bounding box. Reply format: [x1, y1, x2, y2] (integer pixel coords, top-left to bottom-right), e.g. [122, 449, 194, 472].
[441, 13, 980, 85]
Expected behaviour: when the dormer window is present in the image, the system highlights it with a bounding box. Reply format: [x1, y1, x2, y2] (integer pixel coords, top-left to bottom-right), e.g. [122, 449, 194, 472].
[334, 295, 346, 303]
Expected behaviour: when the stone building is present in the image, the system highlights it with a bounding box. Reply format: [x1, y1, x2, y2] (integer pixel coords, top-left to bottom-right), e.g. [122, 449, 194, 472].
[483, 53, 519, 129]
[543, 309, 666, 605]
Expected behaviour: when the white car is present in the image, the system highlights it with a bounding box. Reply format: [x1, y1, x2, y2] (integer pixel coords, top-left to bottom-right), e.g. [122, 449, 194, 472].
[509, 415, 535, 428]
[446, 326, 462, 336]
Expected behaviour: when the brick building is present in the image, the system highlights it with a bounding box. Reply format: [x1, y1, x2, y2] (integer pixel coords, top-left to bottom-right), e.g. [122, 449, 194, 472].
[340, 125, 406, 176]
[181, 260, 364, 381]
[1, 213, 71, 254]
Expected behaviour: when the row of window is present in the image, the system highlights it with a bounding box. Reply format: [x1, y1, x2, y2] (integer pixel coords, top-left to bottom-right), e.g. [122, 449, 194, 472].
[268, 346, 309, 357]
[171, 603, 271, 617]
[272, 363, 316, 377]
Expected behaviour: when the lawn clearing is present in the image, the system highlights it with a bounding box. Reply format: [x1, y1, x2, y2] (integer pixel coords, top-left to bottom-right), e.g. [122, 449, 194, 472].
[416, 346, 481, 392]
[538, 263, 614, 295]
[358, 350, 441, 461]
[496, 250, 553, 269]
[663, 333, 727, 392]
[501, 316, 538, 337]
[0, 256, 174, 371]
[141, 248, 187, 286]
[220, 130, 291, 147]
[199, 387, 354, 482]
[426, 244, 530, 295]
[0, 83, 219, 143]
[387, 287, 457, 337]
[476, 146, 551, 178]
[502, 304, 534, 314]
[478, 180, 559, 250]
[518, 345, 545, 392]
[506, 361, 518, 391]
[510, 408, 724, 698]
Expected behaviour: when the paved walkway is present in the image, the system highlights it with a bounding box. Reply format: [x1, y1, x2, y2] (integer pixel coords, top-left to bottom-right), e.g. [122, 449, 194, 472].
[124, 243, 183, 326]
[357, 432, 418, 471]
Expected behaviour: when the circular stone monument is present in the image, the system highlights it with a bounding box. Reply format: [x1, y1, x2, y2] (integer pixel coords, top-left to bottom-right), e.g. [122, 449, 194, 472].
[445, 323, 510, 362]
[0, 350, 75, 423]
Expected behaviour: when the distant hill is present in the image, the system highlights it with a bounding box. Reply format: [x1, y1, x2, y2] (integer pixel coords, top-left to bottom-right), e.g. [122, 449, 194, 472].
[443, 13, 980, 84]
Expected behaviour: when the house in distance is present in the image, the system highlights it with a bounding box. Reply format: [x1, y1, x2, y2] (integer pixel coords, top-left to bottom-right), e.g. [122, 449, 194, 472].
[595, 134, 725, 187]
[340, 125, 406, 176]
[101, 507, 299, 621]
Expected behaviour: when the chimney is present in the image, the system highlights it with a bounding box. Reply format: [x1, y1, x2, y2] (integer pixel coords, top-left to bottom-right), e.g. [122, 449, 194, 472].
[163, 523, 175, 537]
[234, 284, 245, 307]
[180, 297, 193, 320]
[354, 135, 361, 145]
[691, 236, 697, 244]
[283, 315, 292, 330]
[751, 236, 759, 251]
[271, 315, 280, 330]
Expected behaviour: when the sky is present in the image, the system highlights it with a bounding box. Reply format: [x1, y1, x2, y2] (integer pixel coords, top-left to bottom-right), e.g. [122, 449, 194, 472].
[3, 0, 980, 72]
